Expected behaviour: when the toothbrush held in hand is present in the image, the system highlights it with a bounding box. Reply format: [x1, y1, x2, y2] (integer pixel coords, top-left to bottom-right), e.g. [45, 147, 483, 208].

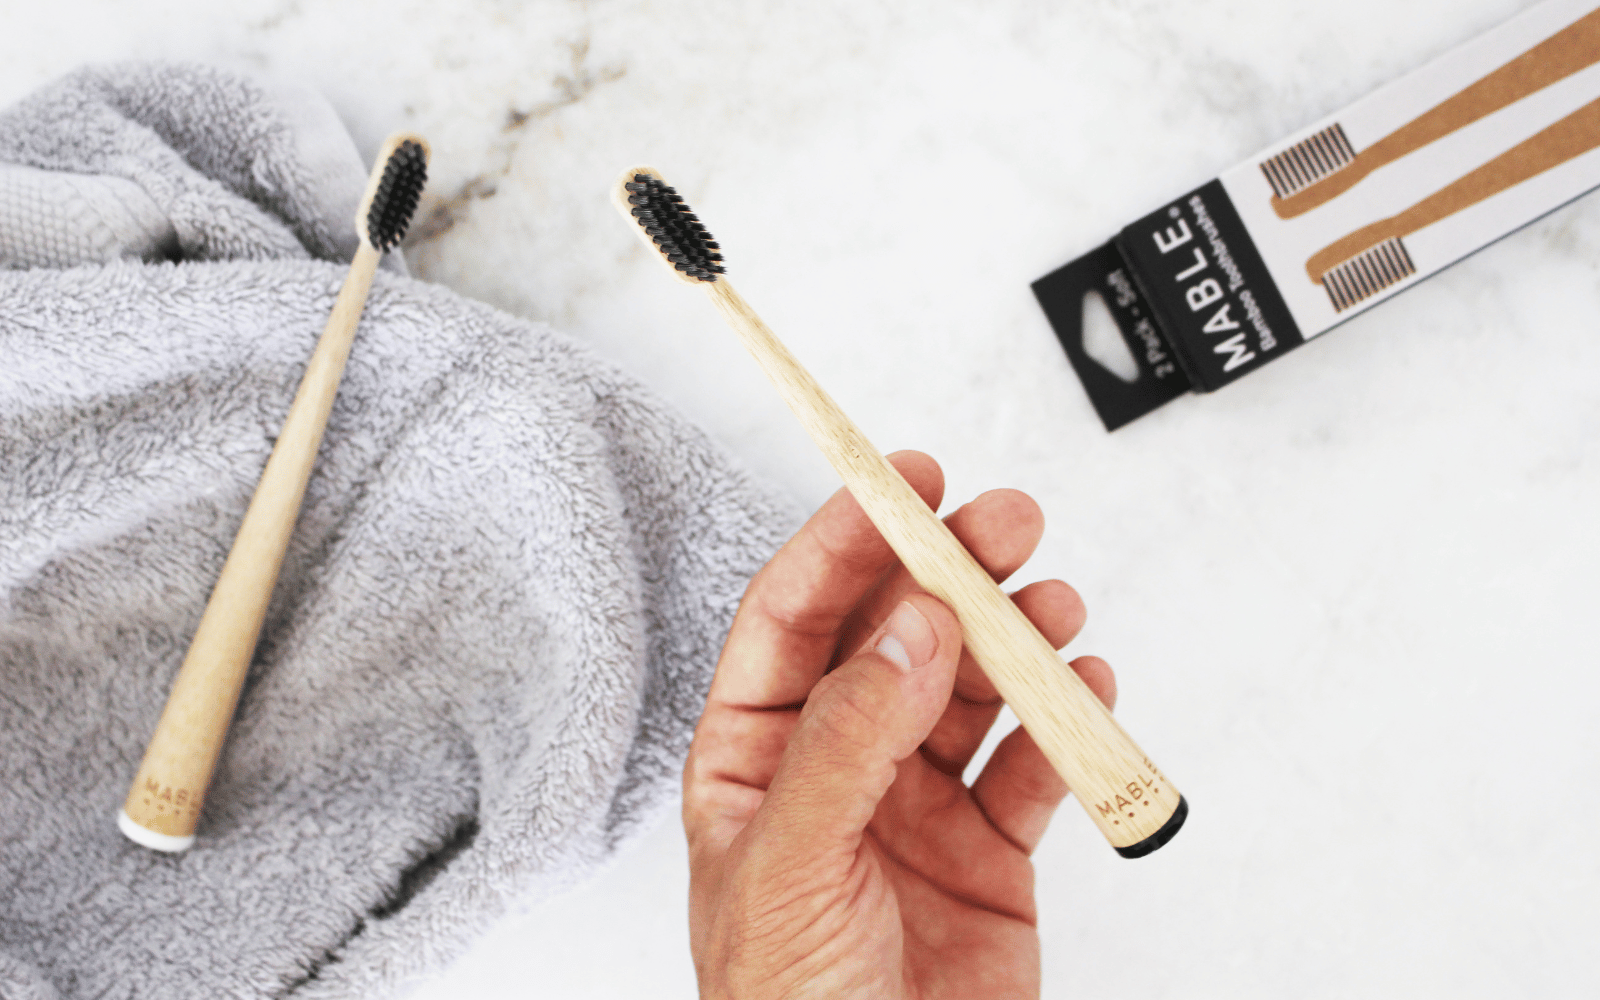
[613, 166, 1185, 857]
[119, 133, 430, 852]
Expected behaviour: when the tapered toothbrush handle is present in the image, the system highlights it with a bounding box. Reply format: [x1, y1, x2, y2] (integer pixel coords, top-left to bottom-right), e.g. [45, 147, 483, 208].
[703, 279, 1184, 855]
[119, 244, 381, 851]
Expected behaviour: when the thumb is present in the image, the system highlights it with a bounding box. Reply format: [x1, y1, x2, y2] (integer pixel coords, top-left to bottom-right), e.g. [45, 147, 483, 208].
[753, 594, 962, 858]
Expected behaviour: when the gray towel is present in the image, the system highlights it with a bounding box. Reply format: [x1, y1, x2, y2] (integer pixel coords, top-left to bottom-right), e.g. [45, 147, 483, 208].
[0, 63, 798, 999]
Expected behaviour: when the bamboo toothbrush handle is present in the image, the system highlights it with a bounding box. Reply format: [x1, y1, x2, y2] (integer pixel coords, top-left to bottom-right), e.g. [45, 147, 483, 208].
[705, 279, 1182, 853]
[120, 244, 380, 847]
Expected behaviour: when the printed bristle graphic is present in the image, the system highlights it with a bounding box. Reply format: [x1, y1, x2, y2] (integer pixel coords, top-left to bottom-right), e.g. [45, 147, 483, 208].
[1261, 123, 1357, 200]
[624, 174, 725, 281]
[366, 140, 427, 251]
[1321, 237, 1416, 312]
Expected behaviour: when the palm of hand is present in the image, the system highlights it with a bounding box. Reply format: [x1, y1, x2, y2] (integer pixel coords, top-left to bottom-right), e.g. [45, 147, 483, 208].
[685, 454, 1115, 1000]
[815, 761, 1048, 999]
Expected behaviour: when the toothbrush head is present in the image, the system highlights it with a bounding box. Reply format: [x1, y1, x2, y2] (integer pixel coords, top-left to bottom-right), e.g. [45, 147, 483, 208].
[1319, 236, 1416, 312]
[1261, 121, 1357, 211]
[356, 133, 430, 252]
[613, 166, 725, 285]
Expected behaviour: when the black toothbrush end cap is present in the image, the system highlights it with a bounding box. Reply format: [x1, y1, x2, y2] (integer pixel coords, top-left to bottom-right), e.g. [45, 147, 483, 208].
[1115, 795, 1188, 859]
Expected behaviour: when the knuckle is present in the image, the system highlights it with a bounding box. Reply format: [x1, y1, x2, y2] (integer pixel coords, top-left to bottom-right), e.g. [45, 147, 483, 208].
[803, 672, 884, 747]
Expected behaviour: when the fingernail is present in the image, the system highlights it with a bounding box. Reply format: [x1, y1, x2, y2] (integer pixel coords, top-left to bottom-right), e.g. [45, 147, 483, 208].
[876, 601, 936, 672]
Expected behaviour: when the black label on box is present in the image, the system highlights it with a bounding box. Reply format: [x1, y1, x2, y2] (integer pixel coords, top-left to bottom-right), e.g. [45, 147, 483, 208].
[1031, 241, 1194, 432]
[1114, 180, 1303, 392]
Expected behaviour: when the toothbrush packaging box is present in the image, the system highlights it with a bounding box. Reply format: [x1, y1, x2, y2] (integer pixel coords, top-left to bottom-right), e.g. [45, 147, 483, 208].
[1034, 0, 1600, 430]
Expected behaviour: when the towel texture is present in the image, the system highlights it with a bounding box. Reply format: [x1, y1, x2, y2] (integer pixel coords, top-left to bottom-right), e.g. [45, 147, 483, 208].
[0, 64, 798, 999]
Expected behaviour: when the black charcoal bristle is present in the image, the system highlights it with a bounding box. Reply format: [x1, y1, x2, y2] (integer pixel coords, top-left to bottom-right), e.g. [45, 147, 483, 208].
[366, 140, 428, 251]
[627, 174, 726, 281]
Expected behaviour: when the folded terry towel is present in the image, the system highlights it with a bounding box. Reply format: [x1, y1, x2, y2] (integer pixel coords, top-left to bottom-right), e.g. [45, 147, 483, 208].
[0, 63, 798, 1000]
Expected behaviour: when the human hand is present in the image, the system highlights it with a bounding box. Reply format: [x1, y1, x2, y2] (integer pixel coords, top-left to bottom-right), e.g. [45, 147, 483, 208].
[683, 451, 1116, 999]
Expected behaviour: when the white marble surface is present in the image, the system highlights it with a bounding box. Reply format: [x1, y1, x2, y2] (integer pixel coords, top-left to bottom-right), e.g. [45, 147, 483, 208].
[6, 0, 1599, 996]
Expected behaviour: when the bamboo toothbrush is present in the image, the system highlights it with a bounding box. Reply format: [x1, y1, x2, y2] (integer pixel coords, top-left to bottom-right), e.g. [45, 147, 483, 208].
[119, 133, 429, 852]
[1264, 8, 1600, 219]
[614, 167, 1186, 857]
[1308, 95, 1600, 311]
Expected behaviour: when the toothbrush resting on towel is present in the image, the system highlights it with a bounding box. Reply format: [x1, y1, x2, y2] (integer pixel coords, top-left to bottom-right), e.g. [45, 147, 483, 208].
[119, 133, 430, 852]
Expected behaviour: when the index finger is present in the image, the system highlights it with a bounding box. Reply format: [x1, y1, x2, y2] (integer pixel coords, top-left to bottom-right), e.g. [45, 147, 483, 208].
[707, 451, 945, 709]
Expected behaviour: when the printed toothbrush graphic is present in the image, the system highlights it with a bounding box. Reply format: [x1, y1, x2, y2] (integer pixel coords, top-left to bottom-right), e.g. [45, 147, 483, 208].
[1307, 95, 1600, 310]
[1262, 8, 1600, 219]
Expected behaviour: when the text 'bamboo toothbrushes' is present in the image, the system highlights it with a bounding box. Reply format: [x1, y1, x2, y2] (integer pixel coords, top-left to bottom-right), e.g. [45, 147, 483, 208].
[615, 166, 1187, 857]
[119, 133, 429, 852]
